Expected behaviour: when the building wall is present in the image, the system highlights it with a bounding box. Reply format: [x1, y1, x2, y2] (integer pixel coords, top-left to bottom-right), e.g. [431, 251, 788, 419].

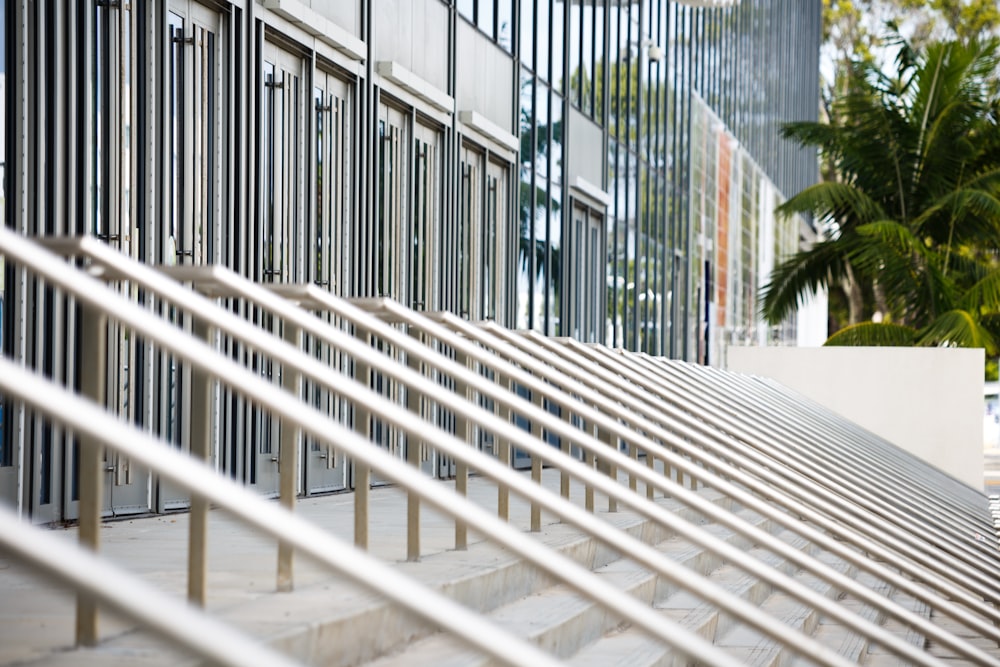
[726, 346, 985, 489]
[0, 0, 821, 521]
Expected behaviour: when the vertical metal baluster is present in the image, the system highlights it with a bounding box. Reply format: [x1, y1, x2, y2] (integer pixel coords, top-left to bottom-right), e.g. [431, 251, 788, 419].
[77, 302, 107, 646]
[354, 335, 371, 549]
[188, 318, 214, 604]
[454, 348, 470, 550]
[406, 327, 422, 561]
[277, 323, 302, 590]
[530, 383, 543, 532]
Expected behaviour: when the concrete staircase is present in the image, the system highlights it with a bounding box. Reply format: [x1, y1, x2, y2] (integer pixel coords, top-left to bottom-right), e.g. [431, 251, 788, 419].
[9, 472, 974, 667]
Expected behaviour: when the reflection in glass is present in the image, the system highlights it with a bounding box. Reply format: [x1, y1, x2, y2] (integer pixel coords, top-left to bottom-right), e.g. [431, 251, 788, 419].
[581, 2, 594, 117]
[517, 68, 533, 329]
[551, 0, 563, 94]
[593, 0, 603, 123]
[497, 0, 513, 51]
[537, 0, 549, 81]
[568, 2, 581, 107]
[519, 0, 533, 69]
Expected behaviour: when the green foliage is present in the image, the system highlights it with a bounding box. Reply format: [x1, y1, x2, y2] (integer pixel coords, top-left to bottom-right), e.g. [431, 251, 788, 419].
[824, 321, 918, 346]
[762, 32, 1000, 355]
[986, 357, 999, 381]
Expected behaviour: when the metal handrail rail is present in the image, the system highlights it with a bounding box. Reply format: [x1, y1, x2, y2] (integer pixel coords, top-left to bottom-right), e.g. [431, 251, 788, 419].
[659, 359, 999, 568]
[757, 372, 986, 505]
[557, 338, 1000, 615]
[0, 501, 302, 667]
[740, 368, 992, 524]
[528, 336, 1000, 644]
[674, 359, 991, 529]
[342, 302, 998, 664]
[631, 353, 1000, 587]
[0, 356, 562, 667]
[436, 320, 1000, 663]
[40, 235, 859, 666]
[11, 230, 996, 664]
[1, 229, 740, 665]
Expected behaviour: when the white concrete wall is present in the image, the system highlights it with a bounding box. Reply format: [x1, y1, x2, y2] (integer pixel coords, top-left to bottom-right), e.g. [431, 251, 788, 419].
[725, 346, 984, 489]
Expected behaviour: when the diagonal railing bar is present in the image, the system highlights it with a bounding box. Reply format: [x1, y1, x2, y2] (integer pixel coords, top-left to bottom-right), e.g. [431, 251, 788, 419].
[679, 360, 991, 528]
[9, 231, 744, 667]
[631, 352, 1000, 574]
[545, 338, 1000, 642]
[135, 267, 866, 667]
[741, 368, 991, 519]
[344, 304, 1000, 665]
[657, 359, 999, 567]
[751, 371, 987, 507]
[46, 242, 933, 666]
[465, 325, 1000, 659]
[647, 357, 1000, 572]
[14, 232, 995, 664]
[0, 502, 304, 667]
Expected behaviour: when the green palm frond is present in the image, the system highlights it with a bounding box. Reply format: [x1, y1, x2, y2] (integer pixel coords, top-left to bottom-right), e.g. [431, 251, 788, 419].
[760, 239, 854, 325]
[911, 188, 1000, 245]
[851, 221, 960, 322]
[917, 309, 998, 354]
[774, 34, 1000, 347]
[960, 267, 1000, 313]
[824, 322, 918, 347]
[854, 220, 927, 253]
[776, 182, 885, 227]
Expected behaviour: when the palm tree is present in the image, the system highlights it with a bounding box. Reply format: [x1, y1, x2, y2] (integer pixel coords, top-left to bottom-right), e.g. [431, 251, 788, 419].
[762, 33, 1000, 351]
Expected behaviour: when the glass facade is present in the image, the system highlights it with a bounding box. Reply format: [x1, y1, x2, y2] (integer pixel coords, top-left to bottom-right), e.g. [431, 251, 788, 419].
[0, 0, 820, 519]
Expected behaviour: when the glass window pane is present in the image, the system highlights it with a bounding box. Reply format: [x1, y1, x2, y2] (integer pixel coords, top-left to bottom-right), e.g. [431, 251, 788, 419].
[457, 0, 474, 23]
[517, 68, 533, 329]
[580, 2, 594, 115]
[590, 0, 601, 119]
[497, 0, 513, 51]
[519, 0, 533, 69]
[537, 0, 549, 81]
[477, 0, 494, 39]
[568, 1, 581, 108]
[551, 0, 563, 93]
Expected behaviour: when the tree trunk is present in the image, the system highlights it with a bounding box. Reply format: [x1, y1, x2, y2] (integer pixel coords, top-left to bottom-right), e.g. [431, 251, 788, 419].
[873, 281, 889, 321]
[843, 263, 864, 325]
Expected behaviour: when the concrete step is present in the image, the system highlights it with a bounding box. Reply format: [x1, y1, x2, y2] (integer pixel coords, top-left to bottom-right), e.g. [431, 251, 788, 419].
[16, 483, 739, 667]
[568, 528, 856, 667]
[359, 507, 778, 667]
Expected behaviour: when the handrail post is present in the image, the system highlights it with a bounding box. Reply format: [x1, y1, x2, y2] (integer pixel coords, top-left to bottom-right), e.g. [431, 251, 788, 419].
[77, 301, 107, 646]
[599, 419, 617, 513]
[628, 434, 638, 492]
[647, 446, 657, 500]
[188, 318, 214, 605]
[454, 347, 471, 550]
[560, 401, 571, 500]
[497, 374, 512, 521]
[406, 327, 423, 561]
[277, 323, 302, 590]
[530, 383, 543, 532]
[354, 336, 372, 549]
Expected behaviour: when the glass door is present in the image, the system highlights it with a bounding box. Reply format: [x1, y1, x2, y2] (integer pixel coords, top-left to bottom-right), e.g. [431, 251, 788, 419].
[303, 69, 352, 494]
